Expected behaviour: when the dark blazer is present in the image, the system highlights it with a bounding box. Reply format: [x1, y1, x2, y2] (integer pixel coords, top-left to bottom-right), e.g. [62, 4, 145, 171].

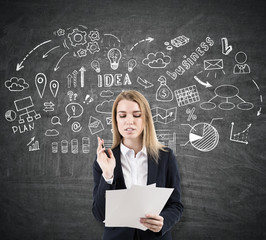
[92, 146, 184, 240]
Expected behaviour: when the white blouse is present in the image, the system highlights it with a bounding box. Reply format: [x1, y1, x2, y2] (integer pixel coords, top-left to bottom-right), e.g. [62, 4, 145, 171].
[103, 143, 148, 189]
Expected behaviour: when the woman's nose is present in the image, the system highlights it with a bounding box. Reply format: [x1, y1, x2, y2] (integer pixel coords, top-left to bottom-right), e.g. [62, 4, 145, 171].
[125, 115, 134, 124]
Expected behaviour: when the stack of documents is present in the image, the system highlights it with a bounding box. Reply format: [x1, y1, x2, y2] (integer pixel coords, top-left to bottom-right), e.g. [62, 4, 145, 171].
[105, 184, 173, 230]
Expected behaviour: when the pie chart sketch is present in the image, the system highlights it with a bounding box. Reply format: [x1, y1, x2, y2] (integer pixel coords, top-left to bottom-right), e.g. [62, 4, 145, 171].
[181, 118, 221, 152]
[5, 110, 17, 122]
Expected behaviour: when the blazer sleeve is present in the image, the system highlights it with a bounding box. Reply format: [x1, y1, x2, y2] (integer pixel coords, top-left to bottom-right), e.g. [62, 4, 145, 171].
[159, 149, 184, 236]
[92, 157, 116, 222]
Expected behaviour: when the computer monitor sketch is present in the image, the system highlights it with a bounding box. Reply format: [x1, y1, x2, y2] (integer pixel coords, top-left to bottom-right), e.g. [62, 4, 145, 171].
[14, 96, 41, 124]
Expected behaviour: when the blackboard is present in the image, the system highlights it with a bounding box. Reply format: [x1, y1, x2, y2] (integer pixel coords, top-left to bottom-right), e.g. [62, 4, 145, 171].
[1, 0, 266, 239]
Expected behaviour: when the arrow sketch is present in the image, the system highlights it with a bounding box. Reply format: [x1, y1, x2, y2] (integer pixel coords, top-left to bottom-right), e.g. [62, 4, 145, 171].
[130, 37, 154, 51]
[193, 75, 212, 88]
[79, 66, 86, 88]
[54, 52, 69, 71]
[43, 45, 60, 58]
[16, 40, 52, 71]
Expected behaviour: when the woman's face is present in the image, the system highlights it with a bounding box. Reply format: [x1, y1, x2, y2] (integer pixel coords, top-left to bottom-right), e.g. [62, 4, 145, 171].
[116, 99, 144, 142]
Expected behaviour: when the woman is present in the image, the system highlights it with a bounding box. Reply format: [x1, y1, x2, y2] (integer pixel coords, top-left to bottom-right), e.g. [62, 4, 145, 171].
[92, 90, 183, 240]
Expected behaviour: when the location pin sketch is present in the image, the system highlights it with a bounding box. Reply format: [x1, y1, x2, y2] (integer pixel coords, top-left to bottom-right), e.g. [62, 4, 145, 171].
[50, 80, 59, 98]
[35, 73, 47, 98]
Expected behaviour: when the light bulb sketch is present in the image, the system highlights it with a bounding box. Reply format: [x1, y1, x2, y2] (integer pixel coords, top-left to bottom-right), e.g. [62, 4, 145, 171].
[127, 59, 137, 72]
[107, 48, 121, 70]
[91, 60, 101, 73]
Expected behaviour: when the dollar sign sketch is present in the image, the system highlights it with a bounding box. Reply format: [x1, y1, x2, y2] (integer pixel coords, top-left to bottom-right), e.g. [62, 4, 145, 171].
[161, 89, 168, 98]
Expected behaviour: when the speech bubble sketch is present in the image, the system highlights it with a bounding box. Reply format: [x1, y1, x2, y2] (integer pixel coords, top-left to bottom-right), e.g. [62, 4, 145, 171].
[5, 110, 17, 122]
[5, 77, 29, 92]
[142, 52, 171, 68]
[45, 129, 59, 137]
[233, 51, 251, 74]
[50, 80, 59, 97]
[95, 100, 114, 114]
[35, 73, 47, 98]
[65, 103, 84, 122]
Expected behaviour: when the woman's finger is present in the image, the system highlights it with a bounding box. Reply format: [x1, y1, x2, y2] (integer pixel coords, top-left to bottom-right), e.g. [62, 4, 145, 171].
[97, 148, 106, 155]
[107, 148, 113, 158]
[140, 214, 163, 232]
[145, 214, 163, 221]
[96, 137, 102, 152]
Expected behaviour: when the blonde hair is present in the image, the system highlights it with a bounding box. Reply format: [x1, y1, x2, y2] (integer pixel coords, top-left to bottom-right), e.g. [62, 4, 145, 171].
[111, 90, 166, 162]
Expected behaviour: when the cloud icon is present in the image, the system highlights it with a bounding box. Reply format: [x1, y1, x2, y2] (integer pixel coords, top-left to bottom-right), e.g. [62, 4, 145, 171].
[142, 52, 171, 68]
[100, 90, 114, 98]
[5, 77, 29, 91]
[96, 100, 114, 114]
[45, 129, 59, 137]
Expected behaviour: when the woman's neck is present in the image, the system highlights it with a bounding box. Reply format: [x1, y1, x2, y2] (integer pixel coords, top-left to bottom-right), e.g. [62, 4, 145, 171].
[122, 138, 143, 156]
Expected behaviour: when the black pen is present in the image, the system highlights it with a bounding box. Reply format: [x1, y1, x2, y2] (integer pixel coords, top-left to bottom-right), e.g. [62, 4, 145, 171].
[102, 144, 110, 158]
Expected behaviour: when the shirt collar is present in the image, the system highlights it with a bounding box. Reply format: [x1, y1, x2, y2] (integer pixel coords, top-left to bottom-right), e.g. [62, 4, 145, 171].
[120, 142, 147, 157]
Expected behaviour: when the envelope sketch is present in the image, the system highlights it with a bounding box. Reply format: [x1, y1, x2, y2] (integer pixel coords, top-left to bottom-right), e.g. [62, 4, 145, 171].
[204, 59, 223, 70]
[88, 116, 104, 135]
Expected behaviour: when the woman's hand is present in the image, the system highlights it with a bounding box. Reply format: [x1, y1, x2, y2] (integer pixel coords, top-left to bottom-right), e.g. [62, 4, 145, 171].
[96, 137, 116, 179]
[140, 214, 164, 233]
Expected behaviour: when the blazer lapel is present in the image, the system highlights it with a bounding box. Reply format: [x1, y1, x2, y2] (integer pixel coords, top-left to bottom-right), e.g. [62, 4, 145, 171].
[112, 146, 126, 189]
[147, 155, 158, 185]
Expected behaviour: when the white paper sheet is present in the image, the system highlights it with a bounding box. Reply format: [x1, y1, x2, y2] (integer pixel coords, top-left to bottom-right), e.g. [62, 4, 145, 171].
[105, 185, 174, 230]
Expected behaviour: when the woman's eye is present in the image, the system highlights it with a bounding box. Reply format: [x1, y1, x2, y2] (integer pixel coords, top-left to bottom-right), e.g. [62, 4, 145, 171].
[134, 115, 141, 118]
[119, 115, 126, 118]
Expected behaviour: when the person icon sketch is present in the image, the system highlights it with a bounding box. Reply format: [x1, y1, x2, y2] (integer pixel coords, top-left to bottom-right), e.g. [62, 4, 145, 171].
[92, 90, 183, 240]
[233, 51, 250, 74]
